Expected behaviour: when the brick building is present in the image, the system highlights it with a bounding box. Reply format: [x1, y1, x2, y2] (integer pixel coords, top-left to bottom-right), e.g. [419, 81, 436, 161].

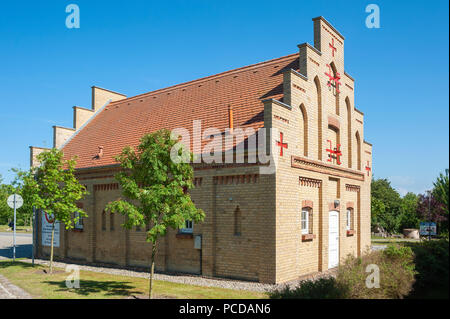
[31, 17, 372, 284]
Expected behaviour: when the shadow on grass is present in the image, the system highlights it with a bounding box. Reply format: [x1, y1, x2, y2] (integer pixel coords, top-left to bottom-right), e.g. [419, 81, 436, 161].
[0, 260, 35, 268]
[43, 279, 142, 297]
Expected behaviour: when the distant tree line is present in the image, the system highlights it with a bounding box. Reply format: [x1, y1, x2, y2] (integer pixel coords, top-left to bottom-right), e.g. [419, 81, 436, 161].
[371, 169, 449, 236]
[0, 170, 34, 227]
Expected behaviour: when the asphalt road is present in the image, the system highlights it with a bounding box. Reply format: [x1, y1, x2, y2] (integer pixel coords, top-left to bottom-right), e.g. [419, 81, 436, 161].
[0, 232, 32, 260]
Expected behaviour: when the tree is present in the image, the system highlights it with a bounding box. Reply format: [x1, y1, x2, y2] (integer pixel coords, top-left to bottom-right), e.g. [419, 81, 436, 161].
[20, 149, 87, 272]
[398, 192, 419, 230]
[417, 193, 448, 235]
[11, 168, 34, 227]
[106, 130, 205, 298]
[371, 178, 402, 234]
[432, 169, 449, 230]
[0, 174, 15, 225]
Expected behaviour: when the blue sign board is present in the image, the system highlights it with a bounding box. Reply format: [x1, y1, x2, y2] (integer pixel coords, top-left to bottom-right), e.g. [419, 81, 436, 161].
[419, 222, 437, 236]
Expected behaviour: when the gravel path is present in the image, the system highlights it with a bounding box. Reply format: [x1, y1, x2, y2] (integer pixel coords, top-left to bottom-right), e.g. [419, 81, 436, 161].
[19, 258, 336, 293]
[0, 274, 32, 299]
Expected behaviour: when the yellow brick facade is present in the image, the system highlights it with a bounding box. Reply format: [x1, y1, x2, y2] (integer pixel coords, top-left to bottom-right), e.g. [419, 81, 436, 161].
[34, 16, 372, 284]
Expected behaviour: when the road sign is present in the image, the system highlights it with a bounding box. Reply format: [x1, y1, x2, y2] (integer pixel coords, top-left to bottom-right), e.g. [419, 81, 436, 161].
[6, 194, 23, 261]
[42, 213, 60, 247]
[7, 194, 23, 209]
[419, 222, 437, 236]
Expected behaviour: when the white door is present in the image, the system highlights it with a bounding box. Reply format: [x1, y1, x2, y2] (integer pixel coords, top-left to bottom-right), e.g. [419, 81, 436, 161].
[328, 210, 339, 269]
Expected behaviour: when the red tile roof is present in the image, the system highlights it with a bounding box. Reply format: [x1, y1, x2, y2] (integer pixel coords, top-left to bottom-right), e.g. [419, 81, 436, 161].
[62, 53, 299, 169]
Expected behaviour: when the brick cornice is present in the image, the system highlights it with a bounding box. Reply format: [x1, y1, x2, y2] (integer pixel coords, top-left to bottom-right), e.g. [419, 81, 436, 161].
[292, 156, 365, 181]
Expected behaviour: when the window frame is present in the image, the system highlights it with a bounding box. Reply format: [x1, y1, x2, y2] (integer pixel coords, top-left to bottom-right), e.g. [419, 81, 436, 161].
[74, 211, 83, 230]
[346, 209, 351, 230]
[180, 220, 193, 234]
[301, 209, 309, 235]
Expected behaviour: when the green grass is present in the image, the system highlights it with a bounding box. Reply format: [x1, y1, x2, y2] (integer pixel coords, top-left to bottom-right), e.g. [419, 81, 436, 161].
[0, 260, 267, 299]
[371, 237, 422, 246]
[0, 225, 32, 233]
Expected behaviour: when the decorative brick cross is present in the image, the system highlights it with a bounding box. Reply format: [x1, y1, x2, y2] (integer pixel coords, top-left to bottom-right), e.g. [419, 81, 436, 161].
[325, 64, 341, 94]
[276, 132, 288, 156]
[329, 38, 337, 57]
[326, 140, 342, 165]
[365, 161, 371, 176]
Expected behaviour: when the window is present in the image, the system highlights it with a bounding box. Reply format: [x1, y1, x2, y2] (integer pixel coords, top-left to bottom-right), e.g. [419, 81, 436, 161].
[74, 212, 83, 230]
[301, 209, 309, 235]
[180, 220, 193, 234]
[346, 208, 354, 231]
[346, 209, 351, 230]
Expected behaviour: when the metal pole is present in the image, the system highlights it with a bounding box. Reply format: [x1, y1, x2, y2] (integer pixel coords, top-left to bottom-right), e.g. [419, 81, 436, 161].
[13, 194, 16, 262]
[32, 206, 35, 266]
[428, 190, 431, 241]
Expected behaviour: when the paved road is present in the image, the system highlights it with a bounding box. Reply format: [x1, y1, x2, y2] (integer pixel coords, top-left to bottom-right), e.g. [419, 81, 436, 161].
[0, 232, 32, 260]
[0, 233, 33, 298]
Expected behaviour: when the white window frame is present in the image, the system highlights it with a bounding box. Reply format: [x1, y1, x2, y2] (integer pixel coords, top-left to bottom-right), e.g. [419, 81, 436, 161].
[301, 209, 309, 235]
[74, 211, 83, 230]
[346, 209, 351, 230]
[180, 220, 193, 234]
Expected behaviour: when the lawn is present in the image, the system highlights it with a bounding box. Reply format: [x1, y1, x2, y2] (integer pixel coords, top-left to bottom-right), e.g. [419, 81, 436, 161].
[0, 225, 32, 233]
[0, 260, 268, 299]
[371, 237, 421, 246]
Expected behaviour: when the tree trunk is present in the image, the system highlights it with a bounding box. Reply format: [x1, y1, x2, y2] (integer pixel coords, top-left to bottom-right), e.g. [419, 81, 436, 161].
[49, 222, 55, 274]
[149, 241, 157, 299]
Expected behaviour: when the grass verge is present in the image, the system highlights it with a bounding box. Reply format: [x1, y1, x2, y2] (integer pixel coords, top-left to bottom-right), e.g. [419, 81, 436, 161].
[0, 225, 32, 233]
[0, 260, 267, 299]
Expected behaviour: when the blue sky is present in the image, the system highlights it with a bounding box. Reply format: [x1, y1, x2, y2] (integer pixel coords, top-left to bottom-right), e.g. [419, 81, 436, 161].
[0, 0, 448, 195]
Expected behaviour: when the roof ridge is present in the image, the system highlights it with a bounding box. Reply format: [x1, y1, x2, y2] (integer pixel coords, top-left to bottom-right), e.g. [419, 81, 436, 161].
[112, 52, 299, 105]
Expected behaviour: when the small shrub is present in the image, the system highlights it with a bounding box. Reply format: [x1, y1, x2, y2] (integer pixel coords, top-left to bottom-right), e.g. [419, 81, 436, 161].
[333, 246, 416, 299]
[269, 277, 349, 299]
[336, 245, 415, 299]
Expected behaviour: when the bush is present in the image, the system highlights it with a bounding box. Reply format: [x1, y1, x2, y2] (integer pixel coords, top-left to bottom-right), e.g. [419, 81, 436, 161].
[408, 239, 449, 298]
[336, 245, 415, 299]
[269, 277, 349, 299]
[270, 245, 416, 299]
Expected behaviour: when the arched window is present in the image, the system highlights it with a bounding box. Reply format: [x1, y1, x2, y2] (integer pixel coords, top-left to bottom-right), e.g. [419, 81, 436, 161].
[314, 76, 322, 160]
[329, 62, 340, 115]
[328, 123, 341, 165]
[234, 206, 242, 236]
[355, 131, 361, 170]
[299, 103, 308, 156]
[345, 97, 352, 168]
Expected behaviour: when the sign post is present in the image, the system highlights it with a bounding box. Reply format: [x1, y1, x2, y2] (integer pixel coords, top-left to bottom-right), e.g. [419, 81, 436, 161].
[7, 194, 23, 261]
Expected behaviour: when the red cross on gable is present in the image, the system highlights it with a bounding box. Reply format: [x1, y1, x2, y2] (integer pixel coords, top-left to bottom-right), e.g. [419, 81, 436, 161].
[326, 140, 342, 165]
[325, 64, 341, 94]
[276, 132, 288, 157]
[329, 38, 337, 57]
[365, 161, 371, 176]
